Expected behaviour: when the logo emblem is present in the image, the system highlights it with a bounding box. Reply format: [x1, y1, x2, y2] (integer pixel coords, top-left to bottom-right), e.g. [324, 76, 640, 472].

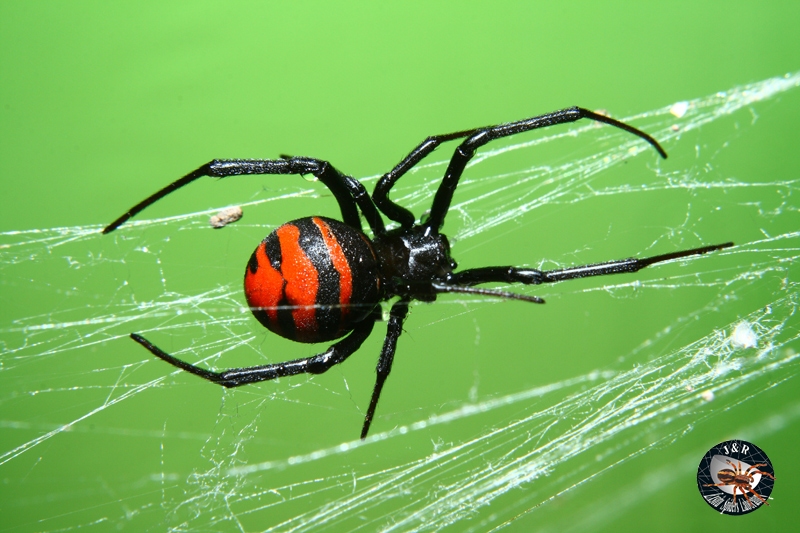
[697, 440, 775, 515]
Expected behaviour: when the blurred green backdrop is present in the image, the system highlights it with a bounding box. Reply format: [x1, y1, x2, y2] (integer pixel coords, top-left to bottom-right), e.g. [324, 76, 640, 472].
[1, 2, 798, 532]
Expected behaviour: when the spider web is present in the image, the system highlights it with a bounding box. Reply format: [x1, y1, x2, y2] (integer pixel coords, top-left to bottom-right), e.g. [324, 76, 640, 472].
[1, 72, 799, 532]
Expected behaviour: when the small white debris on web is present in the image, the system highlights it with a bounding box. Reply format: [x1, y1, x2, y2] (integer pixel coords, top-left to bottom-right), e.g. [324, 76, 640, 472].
[730, 321, 758, 349]
[210, 206, 243, 228]
[670, 101, 689, 118]
[701, 390, 715, 402]
[671, 124, 680, 131]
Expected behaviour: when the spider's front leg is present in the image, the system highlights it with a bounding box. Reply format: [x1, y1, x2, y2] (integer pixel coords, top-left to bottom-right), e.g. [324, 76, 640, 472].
[446, 243, 734, 293]
[744, 463, 775, 479]
[424, 107, 668, 231]
[373, 107, 667, 230]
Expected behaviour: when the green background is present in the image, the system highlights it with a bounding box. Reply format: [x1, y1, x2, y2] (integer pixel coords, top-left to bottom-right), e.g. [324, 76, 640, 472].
[1, 2, 798, 532]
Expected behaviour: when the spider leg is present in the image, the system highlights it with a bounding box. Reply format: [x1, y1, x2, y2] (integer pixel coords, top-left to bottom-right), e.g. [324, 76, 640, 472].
[130, 313, 377, 388]
[373, 108, 665, 229]
[425, 107, 667, 231]
[742, 484, 770, 505]
[374, 125, 496, 227]
[431, 283, 544, 303]
[726, 459, 743, 474]
[738, 486, 756, 507]
[103, 157, 385, 235]
[749, 469, 775, 480]
[448, 243, 733, 290]
[343, 174, 386, 235]
[744, 463, 772, 476]
[360, 299, 410, 439]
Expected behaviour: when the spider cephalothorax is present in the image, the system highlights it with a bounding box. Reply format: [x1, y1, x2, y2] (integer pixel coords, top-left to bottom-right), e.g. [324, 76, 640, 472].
[104, 107, 732, 438]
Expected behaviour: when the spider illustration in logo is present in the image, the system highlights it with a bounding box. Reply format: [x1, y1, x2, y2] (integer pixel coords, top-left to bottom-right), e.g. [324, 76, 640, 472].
[705, 458, 775, 507]
[698, 440, 776, 515]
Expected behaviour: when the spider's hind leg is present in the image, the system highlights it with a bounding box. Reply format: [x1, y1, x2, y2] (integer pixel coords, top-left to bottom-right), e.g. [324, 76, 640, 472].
[130, 314, 376, 388]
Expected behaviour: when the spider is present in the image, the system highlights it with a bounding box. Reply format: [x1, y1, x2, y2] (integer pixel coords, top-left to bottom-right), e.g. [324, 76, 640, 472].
[705, 459, 775, 506]
[103, 107, 733, 439]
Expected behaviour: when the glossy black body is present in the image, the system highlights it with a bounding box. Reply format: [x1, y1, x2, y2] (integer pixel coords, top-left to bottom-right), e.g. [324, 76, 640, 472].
[373, 226, 456, 303]
[104, 107, 732, 439]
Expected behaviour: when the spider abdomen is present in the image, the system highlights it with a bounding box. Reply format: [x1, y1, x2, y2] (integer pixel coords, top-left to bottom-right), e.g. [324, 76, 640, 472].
[717, 469, 737, 483]
[244, 216, 381, 343]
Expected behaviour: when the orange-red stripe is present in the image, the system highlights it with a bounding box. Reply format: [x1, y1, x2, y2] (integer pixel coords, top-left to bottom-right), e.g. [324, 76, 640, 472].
[244, 242, 284, 326]
[277, 223, 318, 335]
[312, 217, 353, 317]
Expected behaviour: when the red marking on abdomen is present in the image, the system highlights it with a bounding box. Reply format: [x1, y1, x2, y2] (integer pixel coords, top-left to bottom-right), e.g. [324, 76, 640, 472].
[312, 217, 352, 317]
[244, 242, 284, 327]
[277, 224, 319, 337]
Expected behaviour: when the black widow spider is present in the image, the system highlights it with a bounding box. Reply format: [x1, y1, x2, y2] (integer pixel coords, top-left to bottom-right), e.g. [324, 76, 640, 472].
[103, 107, 732, 439]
